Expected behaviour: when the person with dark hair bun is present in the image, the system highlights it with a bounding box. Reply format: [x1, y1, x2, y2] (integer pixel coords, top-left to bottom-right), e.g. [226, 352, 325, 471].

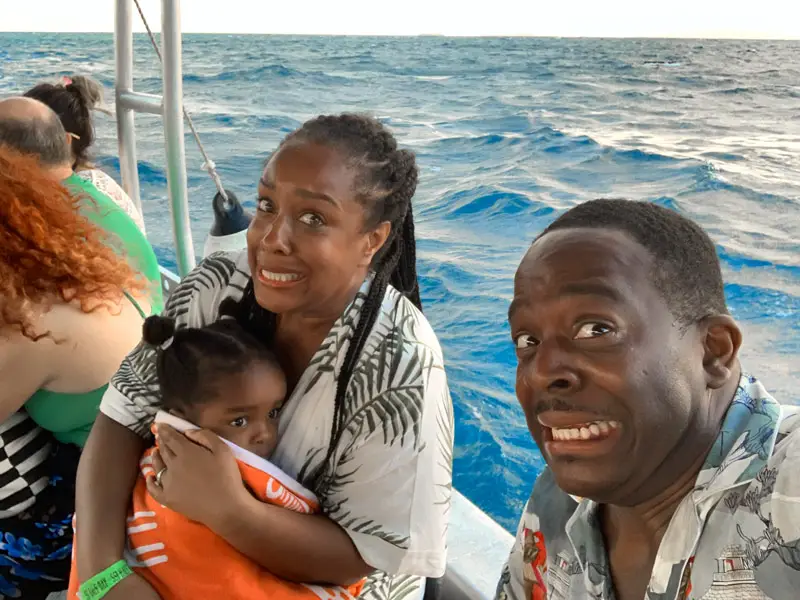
[140, 306, 286, 456]
[76, 114, 453, 600]
[24, 75, 146, 232]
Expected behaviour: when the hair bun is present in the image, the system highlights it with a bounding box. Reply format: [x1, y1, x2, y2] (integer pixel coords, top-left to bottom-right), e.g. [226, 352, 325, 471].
[65, 75, 105, 111]
[142, 315, 177, 348]
[217, 296, 243, 320]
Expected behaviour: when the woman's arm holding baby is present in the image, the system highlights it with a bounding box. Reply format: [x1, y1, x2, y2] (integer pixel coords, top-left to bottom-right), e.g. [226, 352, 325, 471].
[211, 490, 372, 585]
[147, 425, 372, 587]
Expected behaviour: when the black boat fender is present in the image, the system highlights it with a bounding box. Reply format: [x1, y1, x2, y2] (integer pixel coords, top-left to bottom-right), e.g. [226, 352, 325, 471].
[202, 189, 253, 257]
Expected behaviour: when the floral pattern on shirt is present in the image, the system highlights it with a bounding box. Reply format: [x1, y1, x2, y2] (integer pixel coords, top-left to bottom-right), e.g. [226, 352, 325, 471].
[496, 375, 800, 600]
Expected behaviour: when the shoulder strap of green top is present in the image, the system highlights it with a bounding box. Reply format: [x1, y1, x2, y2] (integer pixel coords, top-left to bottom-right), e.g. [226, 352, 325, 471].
[123, 290, 148, 320]
[64, 173, 165, 314]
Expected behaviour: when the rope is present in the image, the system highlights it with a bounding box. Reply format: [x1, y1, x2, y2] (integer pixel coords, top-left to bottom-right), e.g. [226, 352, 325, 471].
[133, 0, 230, 207]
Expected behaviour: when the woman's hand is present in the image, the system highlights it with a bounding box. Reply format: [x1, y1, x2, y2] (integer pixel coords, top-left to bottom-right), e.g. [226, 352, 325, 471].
[146, 425, 247, 526]
[147, 427, 371, 586]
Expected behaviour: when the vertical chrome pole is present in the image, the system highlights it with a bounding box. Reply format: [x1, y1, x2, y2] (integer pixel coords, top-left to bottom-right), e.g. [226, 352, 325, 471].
[114, 0, 143, 215]
[161, 0, 196, 276]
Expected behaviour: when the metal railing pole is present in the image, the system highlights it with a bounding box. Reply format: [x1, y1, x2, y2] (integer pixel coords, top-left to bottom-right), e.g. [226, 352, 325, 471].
[114, 0, 143, 215]
[118, 90, 163, 115]
[161, 0, 196, 276]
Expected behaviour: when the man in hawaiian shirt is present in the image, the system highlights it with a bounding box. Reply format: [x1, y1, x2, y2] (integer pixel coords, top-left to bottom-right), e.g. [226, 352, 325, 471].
[497, 199, 800, 600]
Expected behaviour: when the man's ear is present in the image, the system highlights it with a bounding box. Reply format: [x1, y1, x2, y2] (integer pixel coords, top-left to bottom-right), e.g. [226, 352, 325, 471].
[699, 314, 742, 389]
[359, 221, 391, 268]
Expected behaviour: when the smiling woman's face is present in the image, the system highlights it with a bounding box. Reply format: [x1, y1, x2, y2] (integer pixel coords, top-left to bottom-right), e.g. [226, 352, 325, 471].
[246, 141, 389, 319]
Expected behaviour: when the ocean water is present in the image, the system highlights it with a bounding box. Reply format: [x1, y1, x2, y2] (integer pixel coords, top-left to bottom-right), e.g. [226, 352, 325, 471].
[1, 33, 798, 532]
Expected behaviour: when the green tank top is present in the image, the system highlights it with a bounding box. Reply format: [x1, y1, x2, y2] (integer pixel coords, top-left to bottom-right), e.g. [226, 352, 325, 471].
[24, 175, 165, 448]
[63, 173, 164, 314]
[25, 293, 149, 447]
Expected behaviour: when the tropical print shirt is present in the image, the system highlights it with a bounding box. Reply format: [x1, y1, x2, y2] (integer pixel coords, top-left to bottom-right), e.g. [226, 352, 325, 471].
[496, 375, 800, 600]
[100, 251, 454, 600]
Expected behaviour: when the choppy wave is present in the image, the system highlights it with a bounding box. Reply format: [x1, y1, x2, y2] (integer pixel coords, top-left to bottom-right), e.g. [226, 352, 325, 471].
[1, 33, 798, 531]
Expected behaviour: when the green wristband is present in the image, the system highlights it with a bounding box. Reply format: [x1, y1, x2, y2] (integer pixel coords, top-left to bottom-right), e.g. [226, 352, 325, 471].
[79, 559, 133, 600]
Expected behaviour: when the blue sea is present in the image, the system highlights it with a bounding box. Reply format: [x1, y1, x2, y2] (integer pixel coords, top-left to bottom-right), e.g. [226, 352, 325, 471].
[1, 33, 798, 532]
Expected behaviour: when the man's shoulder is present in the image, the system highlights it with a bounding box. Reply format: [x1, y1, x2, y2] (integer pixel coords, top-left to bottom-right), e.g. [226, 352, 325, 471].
[700, 415, 800, 596]
[755, 404, 800, 491]
[776, 403, 800, 446]
[768, 405, 800, 497]
[724, 405, 800, 544]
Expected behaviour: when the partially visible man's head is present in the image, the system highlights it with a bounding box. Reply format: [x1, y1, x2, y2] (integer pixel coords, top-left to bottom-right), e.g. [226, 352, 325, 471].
[509, 199, 742, 505]
[0, 97, 71, 167]
[539, 198, 728, 326]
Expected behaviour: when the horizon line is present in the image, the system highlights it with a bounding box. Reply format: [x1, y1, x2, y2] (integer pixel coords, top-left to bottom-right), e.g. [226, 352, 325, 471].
[2, 30, 799, 42]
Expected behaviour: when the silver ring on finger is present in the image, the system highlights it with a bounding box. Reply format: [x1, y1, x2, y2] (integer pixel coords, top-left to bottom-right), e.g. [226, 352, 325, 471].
[155, 467, 167, 487]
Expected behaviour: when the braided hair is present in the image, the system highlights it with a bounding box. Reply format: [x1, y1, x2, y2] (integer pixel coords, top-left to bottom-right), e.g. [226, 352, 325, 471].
[232, 114, 422, 488]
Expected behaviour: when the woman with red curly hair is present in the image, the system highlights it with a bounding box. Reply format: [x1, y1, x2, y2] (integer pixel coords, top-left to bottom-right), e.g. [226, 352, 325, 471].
[0, 146, 155, 599]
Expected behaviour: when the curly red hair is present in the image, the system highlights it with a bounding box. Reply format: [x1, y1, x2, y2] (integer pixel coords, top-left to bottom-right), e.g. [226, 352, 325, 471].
[0, 145, 145, 340]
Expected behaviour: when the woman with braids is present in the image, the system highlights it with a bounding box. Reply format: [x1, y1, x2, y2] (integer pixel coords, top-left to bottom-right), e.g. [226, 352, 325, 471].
[25, 75, 146, 232]
[75, 114, 454, 600]
[0, 147, 153, 598]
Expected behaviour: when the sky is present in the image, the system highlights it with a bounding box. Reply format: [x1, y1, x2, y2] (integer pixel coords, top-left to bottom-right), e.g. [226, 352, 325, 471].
[2, 0, 799, 39]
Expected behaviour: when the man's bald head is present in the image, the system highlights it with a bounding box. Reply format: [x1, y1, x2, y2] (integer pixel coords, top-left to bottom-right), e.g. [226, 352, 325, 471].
[0, 97, 72, 167]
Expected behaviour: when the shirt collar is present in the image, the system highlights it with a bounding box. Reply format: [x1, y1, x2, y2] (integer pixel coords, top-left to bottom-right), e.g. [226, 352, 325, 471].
[694, 374, 782, 498]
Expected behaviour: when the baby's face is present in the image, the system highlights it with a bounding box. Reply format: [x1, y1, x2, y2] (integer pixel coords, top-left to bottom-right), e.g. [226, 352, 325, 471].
[181, 362, 287, 458]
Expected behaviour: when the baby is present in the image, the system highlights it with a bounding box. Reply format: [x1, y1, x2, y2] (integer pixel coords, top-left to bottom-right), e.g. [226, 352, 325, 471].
[142, 306, 286, 458]
[69, 302, 365, 600]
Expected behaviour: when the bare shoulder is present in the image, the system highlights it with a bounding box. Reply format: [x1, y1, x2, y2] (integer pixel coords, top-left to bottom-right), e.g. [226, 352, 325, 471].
[0, 321, 54, 379]
[0, 326, 57, 419]
[36, 294, 149, 393]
